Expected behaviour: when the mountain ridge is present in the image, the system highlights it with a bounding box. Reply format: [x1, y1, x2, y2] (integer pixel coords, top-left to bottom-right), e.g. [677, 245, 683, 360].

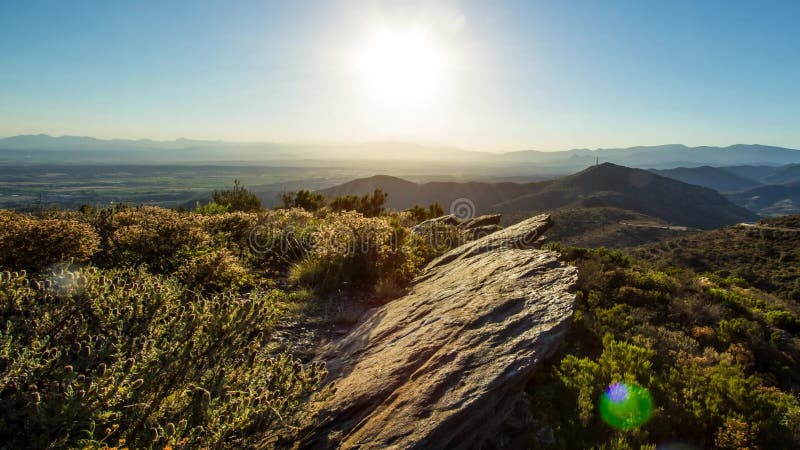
[2, 134, 800, 167]
[320, 163, 757, 229]
[650, 166, 763, 193]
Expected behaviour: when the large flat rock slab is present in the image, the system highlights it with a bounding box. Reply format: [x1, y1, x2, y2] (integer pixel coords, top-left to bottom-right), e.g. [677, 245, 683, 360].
[304, 214, 577, 449]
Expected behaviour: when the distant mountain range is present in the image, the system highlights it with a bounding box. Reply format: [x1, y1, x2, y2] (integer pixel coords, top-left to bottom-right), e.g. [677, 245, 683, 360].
[2, 135, 800, 169]
[320, 163, 757, 229]
[651, 164, 800, 216]
[650, 166, 764, 193]
[727, 183, 800, 217]
[0, 135, 482, 163]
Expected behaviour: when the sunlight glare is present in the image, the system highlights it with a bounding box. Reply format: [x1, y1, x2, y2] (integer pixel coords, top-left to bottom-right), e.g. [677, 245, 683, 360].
[357, 30, 444, 106]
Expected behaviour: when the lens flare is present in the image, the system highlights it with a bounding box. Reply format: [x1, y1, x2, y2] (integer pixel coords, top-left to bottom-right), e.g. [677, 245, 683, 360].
[599, 382, 653, 430]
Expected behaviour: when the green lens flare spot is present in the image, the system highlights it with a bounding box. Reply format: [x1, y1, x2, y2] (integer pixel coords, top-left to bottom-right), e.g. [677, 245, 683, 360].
[599, 382, 653, 430]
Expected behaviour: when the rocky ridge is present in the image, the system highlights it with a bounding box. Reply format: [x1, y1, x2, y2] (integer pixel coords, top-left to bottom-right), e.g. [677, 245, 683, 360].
[303, 214, 578, 449]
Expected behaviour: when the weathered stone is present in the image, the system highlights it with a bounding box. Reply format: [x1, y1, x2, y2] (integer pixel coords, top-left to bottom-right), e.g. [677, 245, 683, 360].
[464, 224, 503, 240]
[458, 214, 502, 230]
[303, 214, 577, 449]
[410, 214, 461, 234]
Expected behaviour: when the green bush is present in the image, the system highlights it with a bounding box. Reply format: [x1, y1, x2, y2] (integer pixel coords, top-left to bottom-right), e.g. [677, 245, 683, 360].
[526, 245, 800, 449]
[280, 189, 325, 212]
[212, 179, 262, 212]
[288, 211, 429, 293]
[405, 202, 445, 223]
[193, 201, 230, 215]
[102, 206, 210, 272]
[176, 247, 254, 293]
[328, 188, 388, 217]
[765, 310, 800, 333]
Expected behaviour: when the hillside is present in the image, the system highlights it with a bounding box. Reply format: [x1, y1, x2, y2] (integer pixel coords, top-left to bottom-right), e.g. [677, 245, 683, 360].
[539, 207, 699, 248]
[635, 215, 800, 301]
[720, 164, 800, 185]
[763, 164, 800, 185]
[651, 166, 762, 193]
[318, 175, 537, 212]
[494, 163, 758, 228]
[727, 182, 800, 216]
[323, 163, 757, 230]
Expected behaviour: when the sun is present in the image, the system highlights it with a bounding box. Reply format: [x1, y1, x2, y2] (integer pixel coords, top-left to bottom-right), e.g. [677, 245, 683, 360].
[356, 30, 444, 106]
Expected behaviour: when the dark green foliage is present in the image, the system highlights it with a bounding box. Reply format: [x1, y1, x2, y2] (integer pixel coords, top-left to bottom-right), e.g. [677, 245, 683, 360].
[538, 207, 697, 249]
[405, 202, 445, 223]
[212, 179, 263, 212]
[636, 215, 800, 301]
[328, 188, 388, 217]
[280, 190, 325, 212]
[525, 246, 800, 449]
[765, 310, 800, 334]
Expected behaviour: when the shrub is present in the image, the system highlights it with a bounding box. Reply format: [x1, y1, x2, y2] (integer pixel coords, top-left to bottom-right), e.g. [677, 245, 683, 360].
[289, 211, 393, 291]
[526, 245, 800, 449]
[0, 267, 325, 448]
[0, 210, 99, 272]
[212, 179, 262, 212]
[193, 201, 230, 215]
[280, 189, 325, 212]
[708, 287, 767, 313]
[103, 206, 210, 272]
[409, 221, 464, 256]
[288, 211, 429, 293]
[405, 202, 445, 223]
[245, 208, 320, 266]
[718, 318, 763, 344]
[176, 247, 254, 293]
[765, 310, 800, 333]
[197, 211, 261, 263]
[328, 188, 388, 217]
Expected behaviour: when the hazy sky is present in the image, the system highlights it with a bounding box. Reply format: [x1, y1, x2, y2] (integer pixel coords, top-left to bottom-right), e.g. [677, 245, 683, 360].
[1, 0, 799, 151]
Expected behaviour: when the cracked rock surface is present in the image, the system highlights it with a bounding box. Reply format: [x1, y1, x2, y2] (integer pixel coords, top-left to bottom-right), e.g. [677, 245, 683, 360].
[303, 214, 578, 449]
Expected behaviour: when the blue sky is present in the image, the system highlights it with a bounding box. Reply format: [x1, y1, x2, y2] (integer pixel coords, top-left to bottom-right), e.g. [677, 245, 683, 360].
[1, 0, 799, 151]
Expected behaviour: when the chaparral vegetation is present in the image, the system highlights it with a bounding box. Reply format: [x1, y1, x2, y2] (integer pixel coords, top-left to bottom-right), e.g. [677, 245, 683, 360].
[1, 181, 799, 449]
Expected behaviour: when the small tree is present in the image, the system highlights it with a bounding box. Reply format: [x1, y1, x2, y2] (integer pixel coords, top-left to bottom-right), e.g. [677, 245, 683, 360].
[360, 188, 388, 217]
[280, 189, 326, 212]
[212, 179, 262, 212]
[406, 202, 445, 222]
[329, 189, 388, 217]
[328, 195, 360, 213]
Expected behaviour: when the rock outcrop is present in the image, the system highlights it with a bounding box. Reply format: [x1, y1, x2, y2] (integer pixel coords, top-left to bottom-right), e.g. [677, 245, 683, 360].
[410, 214, 461, 235]
[411, 213, 504, 241]
[458, 214, 503, 240]
[304, 214, 578, 449]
